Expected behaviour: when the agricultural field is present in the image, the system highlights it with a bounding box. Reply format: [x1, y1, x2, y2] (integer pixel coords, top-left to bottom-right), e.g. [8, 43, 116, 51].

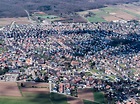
[0, 93, 68, 104]
[93, 91, 107, 104]
[33, 12, 63, 22]
[0, 40, 7, 54]
[0, 17, 30, 27]
[0, 82, 68, 104]
[67, 96, 84, 104]
[0, 0, 137, 18]
[0, 82, 107, 104]
[78, 88, 94, 102]
[0, 2, 140, 25]
[0, 82, 21, 97]
[67, 88, 108, 104]
[81, 89, 108, 104]
[0, 47, 4, 54]
[77, 2, 140, 22]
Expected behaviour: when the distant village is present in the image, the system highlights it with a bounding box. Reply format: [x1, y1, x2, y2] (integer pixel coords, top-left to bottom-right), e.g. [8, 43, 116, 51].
[0, 20, 140, 104]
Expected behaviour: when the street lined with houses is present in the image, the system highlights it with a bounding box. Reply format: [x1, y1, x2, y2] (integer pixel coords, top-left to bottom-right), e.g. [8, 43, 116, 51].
[0, 21, 140, 103]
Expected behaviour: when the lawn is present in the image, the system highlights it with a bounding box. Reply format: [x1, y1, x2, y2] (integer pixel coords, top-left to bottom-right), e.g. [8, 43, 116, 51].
[119, 64, 126, 69]
[107, 75, 116, 82]
[0, 40, 6, 53]
[0, 47, 7, 54]
[0, 47, 3, 53]
[85, 72, 92, 76]
[90, 68, 104, 76]
[0, 93, 68, 104]
[0, 40, 4, 44]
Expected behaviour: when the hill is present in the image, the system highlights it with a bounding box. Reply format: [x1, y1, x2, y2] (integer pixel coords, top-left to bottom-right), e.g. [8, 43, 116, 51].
[0, 0, 139, 18]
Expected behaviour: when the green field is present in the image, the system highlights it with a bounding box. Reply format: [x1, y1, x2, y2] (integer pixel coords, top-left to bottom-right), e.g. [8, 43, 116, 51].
[0, 47, 6, 54]
[84, 100, 99, 104]
[0, 40, 6, 53]
[0, 92, 108, 104]
[87, 16, 106, 22]
[100, 7, 118, 13]
[85, 72, 92, 76]
[83, 90, 107, 104]
[33, 13, 61, 21]
[0, 96, 51, 104]
[0, 87, 108, 104]
[93, 92, 107, 104]
[123, 10, 140, 19]
[0, 82, 108, 104]
[37, 15, 58, 19]
[78, 3, 140, 23]
[93, 10, 108, 16]
[0, 93, 68, 104]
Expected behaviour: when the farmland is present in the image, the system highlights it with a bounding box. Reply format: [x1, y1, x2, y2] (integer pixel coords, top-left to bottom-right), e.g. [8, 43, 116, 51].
[0, 82, 68, 104]
[0, 0, 137, 18]
[78, 88, 94, 102]
[0, 1, 140, 25]
[0, 82, 21, 97]
[93, 92, 107, 104]
[0, 0, 139, 24]
[0, 82, 108, 104]
[0, 17, 30, 27]
[32, 12, 63, 22]
[0, 93, 68, 104]
[77, 2, 140, 22]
